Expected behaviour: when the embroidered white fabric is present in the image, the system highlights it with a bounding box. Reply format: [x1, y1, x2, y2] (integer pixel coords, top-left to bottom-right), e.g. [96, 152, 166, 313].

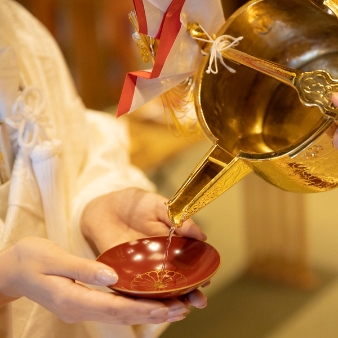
[0, 1, 165, 338]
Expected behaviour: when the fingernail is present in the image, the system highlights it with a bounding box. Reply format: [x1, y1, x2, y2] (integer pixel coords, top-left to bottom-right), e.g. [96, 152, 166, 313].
[167, 315, 186, 322]
[200, 232, 207, 241]
[150, 307, 168, 316]
[196, 301, 207, 309]
[168, 308, 190, 316]
[197, 228, 207, 240]
[97, 268, 118, 285]
[334, 129, 338, 149]
[202, 281, 211, 288]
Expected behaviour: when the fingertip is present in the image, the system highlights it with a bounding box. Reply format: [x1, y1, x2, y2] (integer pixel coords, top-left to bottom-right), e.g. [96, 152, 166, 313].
[333, 127, 338, 149]
[201, 280, 211, 288]
[332, 92, 338, 107]
[96, 267, 118, 285]
[185, 289, 207, 309]
[179, 220, 207, 241]
[166, 315, 186, 322]
[199, 232, 208, 241]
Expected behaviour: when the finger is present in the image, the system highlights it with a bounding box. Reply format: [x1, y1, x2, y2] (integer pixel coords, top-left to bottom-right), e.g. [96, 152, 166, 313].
[174, 218, 207, 241]
[201, 280, 211, 288]
[45, 247, 119, 286]
[46, 279, 189, 324]
[332, 92, 338, 107]
[62, 259, 118, 286]
[334, 128, 338, 149]
[161, 298, 190, 311]
[151, 196, 207, 240]
[331, 92, 338, 148]
[184, 289, 207, 309]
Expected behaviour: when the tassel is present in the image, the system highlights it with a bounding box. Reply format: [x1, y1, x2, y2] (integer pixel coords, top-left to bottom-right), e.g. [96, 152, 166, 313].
[160, 77, 202, 139]
[30, 139, 69, 251]
[5, 87, 69, 250]
[129, 11, 201, 138]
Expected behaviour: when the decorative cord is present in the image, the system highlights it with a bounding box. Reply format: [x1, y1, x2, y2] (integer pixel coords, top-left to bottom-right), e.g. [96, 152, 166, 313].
[5, 85, 68, 250]
[5, 86, 51, 150]
[192, 24, 243, 74]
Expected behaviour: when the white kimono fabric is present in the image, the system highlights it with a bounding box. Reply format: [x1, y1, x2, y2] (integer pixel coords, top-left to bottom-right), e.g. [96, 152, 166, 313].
[0, 1, 167, 337]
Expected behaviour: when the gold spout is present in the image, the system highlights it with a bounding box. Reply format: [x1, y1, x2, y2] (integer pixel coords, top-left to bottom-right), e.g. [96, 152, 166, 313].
[166, 144, 252, 227]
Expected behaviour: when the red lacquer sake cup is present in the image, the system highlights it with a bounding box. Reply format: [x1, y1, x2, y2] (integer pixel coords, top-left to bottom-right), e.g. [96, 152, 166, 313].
[96, 236, 221, 299]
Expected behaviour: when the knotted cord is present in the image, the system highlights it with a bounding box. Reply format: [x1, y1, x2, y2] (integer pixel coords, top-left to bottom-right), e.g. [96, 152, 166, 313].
[5, 85, 68, 250]
[192, 24, 243, 74]
[5, 86, 51, 150]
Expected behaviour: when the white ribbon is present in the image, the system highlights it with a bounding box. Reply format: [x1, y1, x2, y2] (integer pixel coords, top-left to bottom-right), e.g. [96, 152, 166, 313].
[5, 86, 68, 250]
[192, 25, 243, 74]
[5, 86, 51, 150]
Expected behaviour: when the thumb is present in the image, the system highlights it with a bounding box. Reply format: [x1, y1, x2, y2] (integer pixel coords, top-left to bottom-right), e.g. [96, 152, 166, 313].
[331, 93, 338, 149]
[334, 128, 338, 149]
[173, 218, 207, 241]
[332, 92, 338, 107]
[53, 252, 119, 286]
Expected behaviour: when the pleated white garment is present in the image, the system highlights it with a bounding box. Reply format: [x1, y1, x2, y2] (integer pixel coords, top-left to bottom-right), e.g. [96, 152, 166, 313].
[0, 1, 167, 337]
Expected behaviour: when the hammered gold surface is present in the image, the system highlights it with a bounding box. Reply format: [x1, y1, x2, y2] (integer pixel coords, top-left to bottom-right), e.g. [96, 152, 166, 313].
[167, 0, 338, 224]
[189, 23, 338, 118]
[251, 125, 338, 193]
[181, 157, 252, 222]
[167, 145, 252, 225]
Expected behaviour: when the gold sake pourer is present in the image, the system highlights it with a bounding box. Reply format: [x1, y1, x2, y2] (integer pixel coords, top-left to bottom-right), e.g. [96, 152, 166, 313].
[189, 21, 338, 119]
[167, 0, 338, 226]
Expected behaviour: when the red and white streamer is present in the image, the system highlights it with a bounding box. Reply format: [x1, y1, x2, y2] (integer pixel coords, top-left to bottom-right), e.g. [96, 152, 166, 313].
[116, 0, 225, 117]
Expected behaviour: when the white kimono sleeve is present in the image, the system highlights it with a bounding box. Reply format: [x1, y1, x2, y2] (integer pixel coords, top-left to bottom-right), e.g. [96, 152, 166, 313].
[70, 109, 156, 259]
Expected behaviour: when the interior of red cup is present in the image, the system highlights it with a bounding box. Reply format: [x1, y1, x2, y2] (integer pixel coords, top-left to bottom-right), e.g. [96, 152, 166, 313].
[97, 236, 220, 298]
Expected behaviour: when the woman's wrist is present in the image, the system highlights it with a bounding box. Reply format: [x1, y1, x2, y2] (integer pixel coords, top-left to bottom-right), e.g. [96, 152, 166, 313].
[0, 245, 20, 307]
